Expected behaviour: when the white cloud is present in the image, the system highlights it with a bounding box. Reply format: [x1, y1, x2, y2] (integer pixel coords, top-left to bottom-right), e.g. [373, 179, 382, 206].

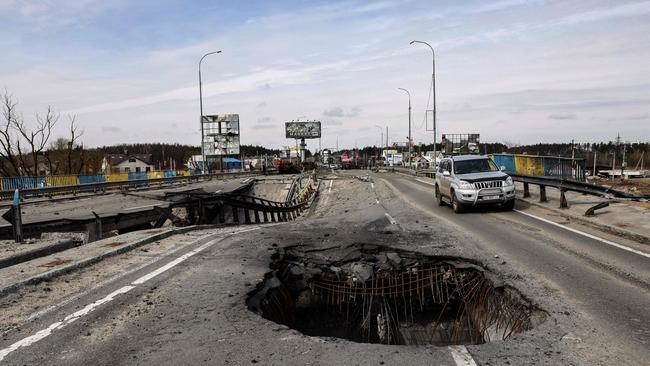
[548, 113, 577, 120]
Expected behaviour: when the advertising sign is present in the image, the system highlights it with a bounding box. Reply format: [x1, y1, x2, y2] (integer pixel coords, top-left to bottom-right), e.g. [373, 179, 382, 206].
[285, 121, 321, 139]
[202, 114, 240, 156]
[440, 133, 480, 155]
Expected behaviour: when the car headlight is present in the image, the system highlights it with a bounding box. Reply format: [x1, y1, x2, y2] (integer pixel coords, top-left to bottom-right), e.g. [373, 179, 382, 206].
[504, 176, 514, 186]
[458, 180, 473, 189]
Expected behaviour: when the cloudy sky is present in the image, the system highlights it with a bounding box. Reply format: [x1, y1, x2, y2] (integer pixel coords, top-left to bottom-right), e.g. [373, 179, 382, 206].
[1, 0, 649, 150]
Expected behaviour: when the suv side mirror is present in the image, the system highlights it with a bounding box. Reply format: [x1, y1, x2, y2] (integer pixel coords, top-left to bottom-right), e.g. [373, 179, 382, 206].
[443, 170, 451, 176]
[500, 166, 506, 171]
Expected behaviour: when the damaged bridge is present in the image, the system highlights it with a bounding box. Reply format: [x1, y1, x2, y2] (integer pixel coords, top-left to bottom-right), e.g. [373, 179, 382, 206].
[0, 174, 318, 242]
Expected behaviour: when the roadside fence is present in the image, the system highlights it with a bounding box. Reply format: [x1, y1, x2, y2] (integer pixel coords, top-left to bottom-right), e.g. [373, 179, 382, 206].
[490, 154, 586, 182]
[0, 170, 187, 192]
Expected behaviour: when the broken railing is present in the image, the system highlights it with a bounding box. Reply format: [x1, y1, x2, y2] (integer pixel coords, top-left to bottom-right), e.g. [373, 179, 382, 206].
[511, 173, 649, 212]
[0, 171, 260, 201]
[390, 165, 647, 213]
[160, 185, 318, 227]
[285, 170, 317, 203]
[1, 173, 319, 242]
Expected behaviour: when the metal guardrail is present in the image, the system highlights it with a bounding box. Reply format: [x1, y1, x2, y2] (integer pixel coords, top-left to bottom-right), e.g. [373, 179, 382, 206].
[510, 173, 648, 200]
[1, 171, 260, 201]
[388, 166, 647, 210]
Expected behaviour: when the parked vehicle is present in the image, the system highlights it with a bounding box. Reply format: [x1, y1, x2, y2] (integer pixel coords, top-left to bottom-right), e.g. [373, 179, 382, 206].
[434, 155, 515, 213]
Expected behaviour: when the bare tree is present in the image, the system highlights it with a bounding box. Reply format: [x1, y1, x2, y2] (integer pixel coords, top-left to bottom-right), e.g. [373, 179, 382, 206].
[1, 89, 59, 176]
[0, 91, 22, 176]
[67, 116, 84, 174]
[44, 116, 86, 175]
[13, 105, 58, 176]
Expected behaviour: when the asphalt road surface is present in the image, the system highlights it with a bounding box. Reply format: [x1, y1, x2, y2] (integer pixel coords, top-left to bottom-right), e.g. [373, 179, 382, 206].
[378, 172, 650, 365]
[0, 171, 648, 365]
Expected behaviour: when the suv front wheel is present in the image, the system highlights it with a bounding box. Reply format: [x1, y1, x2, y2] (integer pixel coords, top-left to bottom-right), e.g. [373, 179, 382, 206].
[501, 199, 515, 211]
[451, 191, 465, 213]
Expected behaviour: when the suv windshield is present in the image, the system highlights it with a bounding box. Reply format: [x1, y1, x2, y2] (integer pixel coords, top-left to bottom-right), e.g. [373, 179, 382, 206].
[453, 159, 499, 174]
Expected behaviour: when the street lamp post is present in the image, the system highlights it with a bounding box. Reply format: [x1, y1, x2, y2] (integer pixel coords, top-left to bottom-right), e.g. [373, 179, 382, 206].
[199, 50, 222, 174]
[410, 40, 436, 166]
[374, 125, 384, 148]
[397, 88, 412, 166]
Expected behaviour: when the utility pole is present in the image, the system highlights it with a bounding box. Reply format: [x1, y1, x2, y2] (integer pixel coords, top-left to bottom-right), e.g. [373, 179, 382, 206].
[198, 50, 222, 174]
[611, 152, 616, 181]
[410, 40, 437, 167]
[614, 133, 620, 180]
[374, 125, 384, 148]
[386, 127, 389, 147]
[397, 88, 411, 167]
[621, 143, 627, 179]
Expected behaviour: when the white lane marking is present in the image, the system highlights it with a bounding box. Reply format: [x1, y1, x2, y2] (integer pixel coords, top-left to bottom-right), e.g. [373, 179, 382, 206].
[124, 204, 156, 211]
[25, 230, 228, 322]
[449, 345, 477, 366]
[328, 180, 333, 193]
[514, 209, 650, 259]
[384, 213, 397, 225]
[0, 285, 134, 362]
[26, 258, 159, 322]
[1, 227, 259, 362]
[132, 227, 258, 285]
[416, 178, 435, 186]
[215, 190, 222, 194]
[371, 182, 375, 189]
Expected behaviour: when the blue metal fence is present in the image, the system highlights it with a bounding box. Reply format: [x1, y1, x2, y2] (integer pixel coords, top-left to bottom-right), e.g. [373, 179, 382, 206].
[2, 176, 47, 191]
[79, 174, 106, 184]
[491, 154, 516, 173]
[491, 153, 586, 181]
[1, 170, 192, 193]
[128, 172, 148, 180]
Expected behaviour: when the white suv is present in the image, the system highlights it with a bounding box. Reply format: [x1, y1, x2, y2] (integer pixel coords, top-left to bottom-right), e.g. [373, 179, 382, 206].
[435, 155, 516, 213]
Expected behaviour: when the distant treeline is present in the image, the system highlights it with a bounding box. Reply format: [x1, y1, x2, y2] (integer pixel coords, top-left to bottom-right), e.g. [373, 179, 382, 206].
[506, 142, 649, 168]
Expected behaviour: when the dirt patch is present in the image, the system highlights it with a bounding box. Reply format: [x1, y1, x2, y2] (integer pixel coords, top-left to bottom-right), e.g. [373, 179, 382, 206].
[104, 242, 126, 247]
[592, 177, 650, 196]
[39, 258, 72, 268]
[248, 243, 547, 346]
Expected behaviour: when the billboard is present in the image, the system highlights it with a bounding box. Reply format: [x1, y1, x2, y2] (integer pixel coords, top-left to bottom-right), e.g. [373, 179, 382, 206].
[285, 121, 321, 139]
[440, 133, 480, 155]
[202, 114, 240, 156]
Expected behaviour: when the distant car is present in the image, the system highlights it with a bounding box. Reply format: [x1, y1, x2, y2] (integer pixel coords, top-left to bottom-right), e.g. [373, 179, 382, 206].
[434, 155, 515, 213]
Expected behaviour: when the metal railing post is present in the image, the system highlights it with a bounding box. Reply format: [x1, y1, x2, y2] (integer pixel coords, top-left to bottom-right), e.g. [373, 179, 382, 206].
[12, 189, 23, 243]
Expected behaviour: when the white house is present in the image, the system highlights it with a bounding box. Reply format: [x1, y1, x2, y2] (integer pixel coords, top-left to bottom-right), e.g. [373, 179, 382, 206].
[103, 154, 155, 173]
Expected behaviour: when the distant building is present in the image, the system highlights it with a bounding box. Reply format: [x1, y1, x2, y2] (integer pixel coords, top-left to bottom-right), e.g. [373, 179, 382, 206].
[103, 154, 154, 173]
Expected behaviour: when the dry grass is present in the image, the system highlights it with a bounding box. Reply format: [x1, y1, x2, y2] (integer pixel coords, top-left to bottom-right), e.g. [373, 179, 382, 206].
[590, 177, 650, 196]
